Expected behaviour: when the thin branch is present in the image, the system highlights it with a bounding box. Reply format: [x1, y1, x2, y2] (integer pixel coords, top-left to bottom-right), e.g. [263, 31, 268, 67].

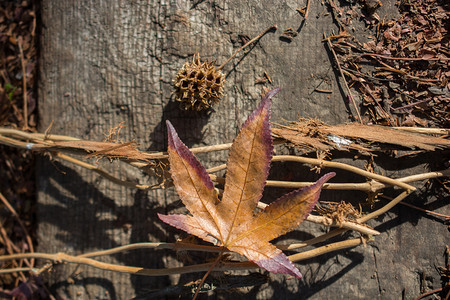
[0, 192, 34, 267]
[397, 170, 450, 183]
[186, 143, 232, 155]
[399, 201, 450, 219]
[414, 288, 444, 300]
[210, 164, 446, 192]
[361, 52, 449, 62]
[212, 173, 380, 192]
[0, 127, 232, 160]
[380, 195, 450, 220]
[217, 24, 277, 70]
[78, 242, 224, 258]
[18, 38, 28, 130]
[0, 127, 80, 142]
[358, 190, 412, 223]
[325, 34, 363, 123]
[128, 143, 233, 162]
[0, 267, 36, 274]
[391, 98, 433, 111]
[308, 215, 379, 235]
[0, 134, 46, 150]
[304, 0, 311, 20]
[0, 222, 28, 281]
[265, 179, 375, 191]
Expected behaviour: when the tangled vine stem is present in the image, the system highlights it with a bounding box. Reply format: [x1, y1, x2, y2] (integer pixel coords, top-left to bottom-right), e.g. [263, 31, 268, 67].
[281, 189, 412, 250]
[2, 127, 445, 197]
[0, 238, 367, 276]
[272, 156, 416, 191]
[0, 190, 419, 276]
[211, 165, 448, 193]
[0, 126, 448, 277]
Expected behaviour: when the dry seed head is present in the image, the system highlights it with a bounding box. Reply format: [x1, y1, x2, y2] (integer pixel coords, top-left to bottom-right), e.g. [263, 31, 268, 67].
[173, 54, 224, 111]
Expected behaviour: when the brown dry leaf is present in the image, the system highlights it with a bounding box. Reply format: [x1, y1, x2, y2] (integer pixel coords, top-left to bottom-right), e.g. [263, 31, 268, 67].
[159, 89, 334, 278]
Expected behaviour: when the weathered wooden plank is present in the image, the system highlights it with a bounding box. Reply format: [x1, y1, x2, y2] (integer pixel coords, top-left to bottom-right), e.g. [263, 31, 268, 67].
[37, 1, 447, 299]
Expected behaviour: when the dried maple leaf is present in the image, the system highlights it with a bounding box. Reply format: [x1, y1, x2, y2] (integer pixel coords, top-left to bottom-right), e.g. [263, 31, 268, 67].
[158, 88, 335, 278]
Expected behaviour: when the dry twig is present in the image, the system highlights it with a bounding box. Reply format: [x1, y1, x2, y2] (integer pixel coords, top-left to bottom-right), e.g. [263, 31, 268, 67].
[325, 34, 363, 123]
[0, 192, 34, 268]
[218, 24, 277, 70]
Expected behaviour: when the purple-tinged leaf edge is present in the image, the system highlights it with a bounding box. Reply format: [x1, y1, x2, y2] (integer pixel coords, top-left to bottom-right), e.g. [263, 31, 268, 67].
[263, 172, 336, 220]
[256, 252, 302, 278]
[239, 87, 280, 161]
[166, 120, 214, 190]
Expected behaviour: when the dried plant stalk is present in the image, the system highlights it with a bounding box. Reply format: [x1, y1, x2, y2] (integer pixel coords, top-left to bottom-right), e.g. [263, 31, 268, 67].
[0, 126, 447, 279]
[0, 238, 367, 276]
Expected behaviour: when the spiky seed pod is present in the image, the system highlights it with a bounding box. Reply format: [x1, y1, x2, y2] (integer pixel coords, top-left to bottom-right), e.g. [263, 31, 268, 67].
[173, 55, 225, 111]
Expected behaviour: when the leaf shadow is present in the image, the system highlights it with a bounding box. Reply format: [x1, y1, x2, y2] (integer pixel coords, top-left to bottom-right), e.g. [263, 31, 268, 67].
[295, 250, 365, 299]
[372, 150, 448, 172]
[128, 189, 175, 293]
[370, 186, 448, 232]
[37, 159, 180, 296]
[239, 248, 365, 299]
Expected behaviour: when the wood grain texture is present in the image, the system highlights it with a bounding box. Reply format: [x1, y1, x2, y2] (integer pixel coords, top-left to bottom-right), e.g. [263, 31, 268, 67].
[37, 1, 447, 299]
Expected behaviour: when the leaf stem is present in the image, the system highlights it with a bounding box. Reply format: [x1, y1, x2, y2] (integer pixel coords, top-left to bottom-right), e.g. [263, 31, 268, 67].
[192, 251, 225, 300]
